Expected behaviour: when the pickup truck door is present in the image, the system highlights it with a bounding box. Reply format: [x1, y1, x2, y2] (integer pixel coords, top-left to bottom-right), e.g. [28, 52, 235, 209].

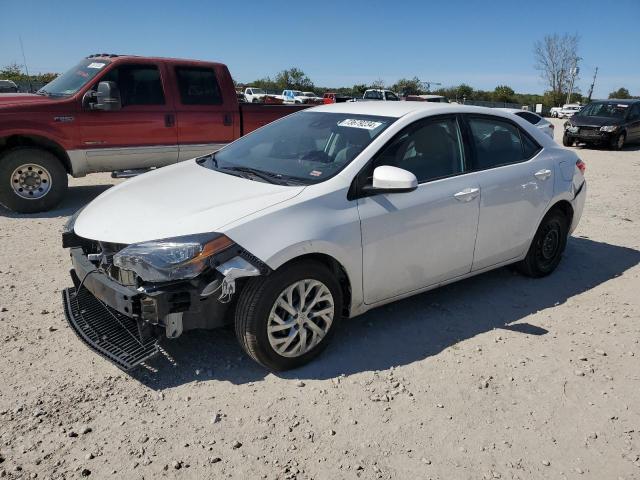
[171, 65, 236, 161]
[79, 62, 178, 172]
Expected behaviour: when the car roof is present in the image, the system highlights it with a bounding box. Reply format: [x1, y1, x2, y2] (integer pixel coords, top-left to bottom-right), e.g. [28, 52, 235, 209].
[309, 101, 525, 118]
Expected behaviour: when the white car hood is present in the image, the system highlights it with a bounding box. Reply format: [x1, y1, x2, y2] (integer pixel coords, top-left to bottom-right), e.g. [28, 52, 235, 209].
[74, 160, 305, 244]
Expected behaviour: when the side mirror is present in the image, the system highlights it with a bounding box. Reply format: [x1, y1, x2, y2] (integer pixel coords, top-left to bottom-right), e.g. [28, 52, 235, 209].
[363, 166, 418, 195]
[93, 81, 121, 111]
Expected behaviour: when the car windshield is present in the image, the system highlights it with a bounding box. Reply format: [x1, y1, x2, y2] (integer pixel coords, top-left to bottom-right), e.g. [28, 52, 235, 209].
[251, 88, 265, 94]
[303, 92, 316, 96]
[37, 58, 110, 97]
[579, 102, 629, 118]
[201, 111, 395, 185]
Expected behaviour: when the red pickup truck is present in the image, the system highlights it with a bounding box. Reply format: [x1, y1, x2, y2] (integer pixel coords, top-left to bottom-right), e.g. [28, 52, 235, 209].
[0, 55, 308, 213]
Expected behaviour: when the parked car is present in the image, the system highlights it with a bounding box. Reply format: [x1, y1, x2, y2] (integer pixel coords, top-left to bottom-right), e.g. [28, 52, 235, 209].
[323, 92, 352, 104]
[0, 54, 310, 213]
[405, 94, 449, 103]
[62, 102, 586, 372]
[0, 80, 18, 93]
[359, 89, 400, 101]
[244, 87, 267, 103]
[563, 99, 640, 150]
[301, 91, 323, 104]
[557, 104, 582, 119]
[549, 106, 562, 118]
[497, 108, 554, 139]
[282, 90, 306, 104]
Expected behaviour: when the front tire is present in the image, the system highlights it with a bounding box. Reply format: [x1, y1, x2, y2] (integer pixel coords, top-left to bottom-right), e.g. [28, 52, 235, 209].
[0, 147, 68, 213]
[610, 132, 625, 151]
[517, 209, 568, 278]
[234, 260, 342, 371]
[562, 133, 573, 147]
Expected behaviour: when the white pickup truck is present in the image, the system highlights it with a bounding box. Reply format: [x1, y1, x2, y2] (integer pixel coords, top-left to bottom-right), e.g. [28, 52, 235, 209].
[244, 87, 267, 103]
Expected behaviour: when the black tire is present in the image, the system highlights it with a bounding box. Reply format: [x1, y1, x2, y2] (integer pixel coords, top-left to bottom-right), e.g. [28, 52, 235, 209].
[234, 260, 342, 371]
[610, 132, 625, 151]
[252, 98, 259, 103]
[562, 133, 573, 147]
[0, 147, 68, 213]
[516, 209, 569, 278]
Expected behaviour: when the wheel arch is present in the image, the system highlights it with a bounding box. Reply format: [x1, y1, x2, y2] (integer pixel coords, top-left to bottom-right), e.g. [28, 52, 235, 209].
[0, 134, 71, 174]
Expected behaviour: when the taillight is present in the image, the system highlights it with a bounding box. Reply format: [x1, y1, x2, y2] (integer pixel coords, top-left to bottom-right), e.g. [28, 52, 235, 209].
[576, 159, 586, 174]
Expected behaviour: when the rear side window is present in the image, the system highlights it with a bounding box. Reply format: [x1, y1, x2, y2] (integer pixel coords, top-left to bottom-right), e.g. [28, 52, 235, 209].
[101, 64, 165, 106]
[467, 117, 539, 170]
[372, 117, 465, 183]
[515, 111, 541, 125]
[175, 67, 222, 105]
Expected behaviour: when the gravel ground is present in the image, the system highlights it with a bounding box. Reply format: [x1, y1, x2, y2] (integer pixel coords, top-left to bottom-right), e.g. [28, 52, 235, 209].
[1, 118, 639, 480]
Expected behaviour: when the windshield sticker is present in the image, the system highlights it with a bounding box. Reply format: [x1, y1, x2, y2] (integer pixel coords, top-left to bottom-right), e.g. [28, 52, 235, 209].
[87, 62, 106, 69]
[309, 170, 322, 177]
[338, 119, 383, 130]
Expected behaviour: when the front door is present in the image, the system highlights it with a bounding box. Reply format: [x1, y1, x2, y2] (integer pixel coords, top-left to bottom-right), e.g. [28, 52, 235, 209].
[463, 115, 555, 271]
[79, 62, 178, 172]
[358, 116, 480, 304]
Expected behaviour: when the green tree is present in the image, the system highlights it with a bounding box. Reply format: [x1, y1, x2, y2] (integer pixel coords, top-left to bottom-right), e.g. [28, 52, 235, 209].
[274, 68, 313, 90]
[608, 87, 631, 99]
[493, 85, 515, 103]
[370, 78, 386, 90]
[391, 77, 424, 96]
[457, 84, 474, 101]
[351, 84, 368, 96]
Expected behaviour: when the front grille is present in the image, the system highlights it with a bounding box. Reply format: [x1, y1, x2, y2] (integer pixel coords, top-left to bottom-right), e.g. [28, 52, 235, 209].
[63, 285, 159, 371]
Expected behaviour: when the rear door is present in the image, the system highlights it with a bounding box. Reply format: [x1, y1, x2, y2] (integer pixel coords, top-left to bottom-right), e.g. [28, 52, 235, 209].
[462, 114, 554, 271]
[79, 62, 178, 171]
[171, 64, 236, 161]
[626, 103, 640, 142]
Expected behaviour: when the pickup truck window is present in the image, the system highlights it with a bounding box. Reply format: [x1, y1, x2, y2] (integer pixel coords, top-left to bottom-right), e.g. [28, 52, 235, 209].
[101, 65, 165, 106]
[175, 67, 223, 105]
[203, 111, 395, 185]
[37, 58, 111, 97]
[364, 91, 383, 100]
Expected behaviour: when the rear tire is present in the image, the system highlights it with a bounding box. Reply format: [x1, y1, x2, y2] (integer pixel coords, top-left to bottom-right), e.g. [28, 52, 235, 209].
[516, 209, 568, 278]
[0, 147, 68, 213]
[562, 133, 573, 147]
[234, 260, 342, 371]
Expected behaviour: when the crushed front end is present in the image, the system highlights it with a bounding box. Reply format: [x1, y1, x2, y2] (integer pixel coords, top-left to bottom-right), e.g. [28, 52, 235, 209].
[61, 226, 269, 371]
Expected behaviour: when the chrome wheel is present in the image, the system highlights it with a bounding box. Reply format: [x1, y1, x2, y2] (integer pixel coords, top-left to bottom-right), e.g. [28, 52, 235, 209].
[267, 279, 334, 358]
[11, 163, 52, 200]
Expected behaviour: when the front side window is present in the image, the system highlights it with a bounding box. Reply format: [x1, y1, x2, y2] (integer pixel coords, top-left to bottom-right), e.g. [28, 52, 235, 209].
[385, 92, 399, 101]
[468, 117, 538, 170]
[371, 117, 465, 183]
[175, 67, 222, 105]
[38, 58, 111, 97]
[100, 64, 165, 106]
[203, 112, 395, 185]
[364, 90, 383, 100]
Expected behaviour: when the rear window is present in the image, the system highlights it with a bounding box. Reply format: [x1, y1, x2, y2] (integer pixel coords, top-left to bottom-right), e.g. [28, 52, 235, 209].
[515, 111, 541, 125]
[175, 67, 223, 105]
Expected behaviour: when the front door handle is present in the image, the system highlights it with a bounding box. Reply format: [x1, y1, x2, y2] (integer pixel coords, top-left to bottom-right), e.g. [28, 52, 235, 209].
[165, 114, 175, 128]
[454, 187, 480, 202]
[534, 169, 552, 180]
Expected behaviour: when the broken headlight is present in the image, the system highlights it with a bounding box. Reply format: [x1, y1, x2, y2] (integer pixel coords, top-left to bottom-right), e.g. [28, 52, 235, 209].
[113, 233, 234, 283]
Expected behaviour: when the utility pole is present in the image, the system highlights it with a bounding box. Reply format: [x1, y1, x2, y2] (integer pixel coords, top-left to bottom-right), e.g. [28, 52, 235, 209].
[586, 67, 598, 102]
[566, 59, 580, 105]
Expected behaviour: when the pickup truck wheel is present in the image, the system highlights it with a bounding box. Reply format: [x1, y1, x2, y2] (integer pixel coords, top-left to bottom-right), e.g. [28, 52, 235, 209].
[234, 260, 342, 371]
[516, 209, 568, 278]
[0, 147, 68, 213]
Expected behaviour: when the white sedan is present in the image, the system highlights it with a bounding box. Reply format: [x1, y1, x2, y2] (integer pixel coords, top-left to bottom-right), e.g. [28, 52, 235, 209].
[497, 108, 555, 139]
[63, 102, 587, 371]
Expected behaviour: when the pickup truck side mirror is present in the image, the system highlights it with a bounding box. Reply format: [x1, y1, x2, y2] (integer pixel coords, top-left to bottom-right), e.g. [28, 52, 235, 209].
[92, 81, 122, 111]
[361, 166, 418, 196]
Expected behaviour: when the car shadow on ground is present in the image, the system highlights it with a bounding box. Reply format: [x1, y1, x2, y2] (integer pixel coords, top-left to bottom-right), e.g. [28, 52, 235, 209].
[132, 236, 640, 389]
[0, 184, 113, 219]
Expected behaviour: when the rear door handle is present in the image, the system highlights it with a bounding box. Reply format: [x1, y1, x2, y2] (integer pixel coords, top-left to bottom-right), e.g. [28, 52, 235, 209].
[534, 169, 552, 180]
[454, 187, 480, 202]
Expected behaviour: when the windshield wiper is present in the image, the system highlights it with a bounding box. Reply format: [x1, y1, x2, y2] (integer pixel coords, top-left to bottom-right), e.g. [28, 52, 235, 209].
[222, 166, 290, 185]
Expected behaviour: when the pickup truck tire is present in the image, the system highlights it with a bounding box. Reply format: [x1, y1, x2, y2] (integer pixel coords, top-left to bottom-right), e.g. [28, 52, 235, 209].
[234, 260, 342, 371]
[0, 147, 68, 213]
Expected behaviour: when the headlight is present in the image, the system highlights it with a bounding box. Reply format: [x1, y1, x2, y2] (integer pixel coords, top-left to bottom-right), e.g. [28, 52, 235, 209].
[63, 207, 85, 234]
[113, 233, 234, 282]
[600, 125, 618, 132]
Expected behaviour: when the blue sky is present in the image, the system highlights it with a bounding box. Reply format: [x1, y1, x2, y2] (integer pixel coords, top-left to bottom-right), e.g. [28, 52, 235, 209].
[1, 0, 638, 97]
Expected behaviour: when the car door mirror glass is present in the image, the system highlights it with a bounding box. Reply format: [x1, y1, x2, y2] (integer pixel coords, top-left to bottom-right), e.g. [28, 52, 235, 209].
[91, 81, 122, 111]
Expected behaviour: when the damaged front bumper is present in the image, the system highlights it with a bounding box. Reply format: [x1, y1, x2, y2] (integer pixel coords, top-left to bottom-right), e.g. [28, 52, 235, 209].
[62, 240, 268, 371]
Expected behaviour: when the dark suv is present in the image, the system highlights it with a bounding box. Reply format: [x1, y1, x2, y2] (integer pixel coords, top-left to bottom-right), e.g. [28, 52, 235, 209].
[563, 99, 640, 150]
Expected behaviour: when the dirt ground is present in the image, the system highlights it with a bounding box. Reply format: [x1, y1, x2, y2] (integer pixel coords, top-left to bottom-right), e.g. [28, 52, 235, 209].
[1, 118, 639, 480]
